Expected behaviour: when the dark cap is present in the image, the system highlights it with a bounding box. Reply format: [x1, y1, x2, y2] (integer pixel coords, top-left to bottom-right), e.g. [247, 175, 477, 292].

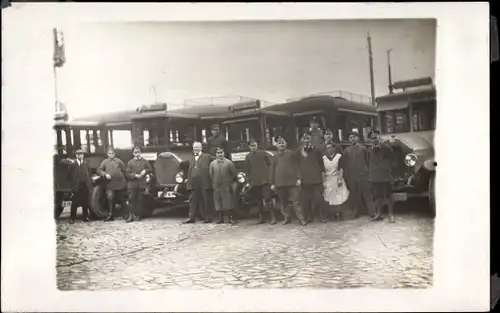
[210, 123, 221, 130]
[324, 128, 333, 134]
[75, 149, 84, 154]
[247, 138, 258, 145]
[274, 135, 287, 143]
[215, 146, 225, 152]
[368, 130, 381, 139]
[348, 131, 360, 137]
[300, 131, 312, 139]
[310, 117, 319, 122]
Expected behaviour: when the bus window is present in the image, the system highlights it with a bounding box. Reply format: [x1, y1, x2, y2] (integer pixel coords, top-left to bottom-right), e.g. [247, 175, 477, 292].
[112, 130, 133, 149]
[201, 129, 207, 143]
[97, 130, 102, 147]
[394, 112, 408, 133]
[168, 124, 194, 147]
[89, 130, 96, 153]
[412, 101, 436, 131]
[143, 130, 150, 146]
[80, 130, 88, 153]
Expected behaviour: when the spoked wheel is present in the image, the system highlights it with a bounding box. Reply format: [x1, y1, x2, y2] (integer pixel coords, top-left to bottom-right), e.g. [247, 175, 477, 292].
[54, 193, 64, 219]
[428, 173, 436, 217]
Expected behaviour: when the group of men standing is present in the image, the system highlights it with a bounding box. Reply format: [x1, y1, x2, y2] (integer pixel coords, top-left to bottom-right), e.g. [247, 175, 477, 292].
[183, 118, 398, 226]
[66, 119, 398, 226]
[66, 146, 153, 224]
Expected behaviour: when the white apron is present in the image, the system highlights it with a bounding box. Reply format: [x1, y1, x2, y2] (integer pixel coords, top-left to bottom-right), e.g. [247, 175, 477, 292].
[323, 154, 349, 206]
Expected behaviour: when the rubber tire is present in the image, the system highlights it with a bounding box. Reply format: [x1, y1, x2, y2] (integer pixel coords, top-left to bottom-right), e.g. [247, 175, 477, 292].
[428, 173, 436, 217]
[90, 185, 109, 219]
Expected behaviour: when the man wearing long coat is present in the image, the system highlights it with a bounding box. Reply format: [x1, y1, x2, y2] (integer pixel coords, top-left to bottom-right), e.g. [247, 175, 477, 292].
[368, 130, 397, 223]
[98, 147, 127, 221]
[341, 132, 376, 220]
[183, 141, 215, 224]
[209, 147, 238, 224]
[67, 149, 93, 224]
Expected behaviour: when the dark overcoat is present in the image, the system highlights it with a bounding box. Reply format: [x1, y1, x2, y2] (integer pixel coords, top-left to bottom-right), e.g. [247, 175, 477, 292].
[187, 152, 215, 190]
[368, 143, 397, 183]
[244, 150, 272, 186]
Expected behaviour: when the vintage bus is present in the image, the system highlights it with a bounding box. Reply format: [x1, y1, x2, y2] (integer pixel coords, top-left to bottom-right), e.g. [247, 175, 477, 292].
[375, 77, 436, 214]
[53, 109, 135, 219]
[199, 93, 379, 217]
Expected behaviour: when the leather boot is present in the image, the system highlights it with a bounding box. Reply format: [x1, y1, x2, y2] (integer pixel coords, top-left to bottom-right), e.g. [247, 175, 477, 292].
[268, 206, 277, 225]
[215, 212, 224, 224]
[104, 201, 114, 222]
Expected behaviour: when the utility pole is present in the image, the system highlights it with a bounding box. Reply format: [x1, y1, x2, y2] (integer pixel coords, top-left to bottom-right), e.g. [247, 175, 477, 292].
[367, 32, 376, 107]
[387, 48, 394, 94]
[54, 65, 59, 112]
[150, 84, 157, 103]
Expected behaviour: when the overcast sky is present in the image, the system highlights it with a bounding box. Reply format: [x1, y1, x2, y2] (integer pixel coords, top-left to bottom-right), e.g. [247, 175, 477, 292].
[55, 19, 435, 118]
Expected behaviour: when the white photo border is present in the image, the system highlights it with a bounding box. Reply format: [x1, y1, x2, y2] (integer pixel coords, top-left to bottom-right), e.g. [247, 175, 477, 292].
[1, 2, 490, 312]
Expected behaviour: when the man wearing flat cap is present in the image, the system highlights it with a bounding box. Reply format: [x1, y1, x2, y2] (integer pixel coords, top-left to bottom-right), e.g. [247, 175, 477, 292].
[244, 138, 276, 225]
[341, 131, 377, 220]
[67, 149, 93, 224]
[368, 130, 397, 223]
[207, 123, 230, 159]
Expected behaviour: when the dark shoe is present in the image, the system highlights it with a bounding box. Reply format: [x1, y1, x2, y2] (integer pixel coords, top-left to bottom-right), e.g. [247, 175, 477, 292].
[82, 217, 91, 223]
[229, 217, 237, 225]
[69, 219, 75, 224]
[203, 219, 212, 224]
[182, 218, 195, 224]
[300, 219, 308, 226]
[370, 213, 383, 221]
[269, 209, 277, 225]
[282, 217, 291, 225]
[126, 214, 134, 223]
[134, 215, 142, 222]
[389, 215, 395, 223]
[269, 217, 277, 225]
[256, 213, 264, 225]
[104, 215, 114, 222]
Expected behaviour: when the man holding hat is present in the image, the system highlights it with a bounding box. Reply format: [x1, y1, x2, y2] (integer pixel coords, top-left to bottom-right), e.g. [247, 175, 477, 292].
[368, 130, 397, 223]
[270, 135, 307, 226]
[67, 149, 93, 224]
[126, 147, 153, 222]
[244, 138, 276, 225]
[341, 131, 377, 220]
[207, 123, 230, 159]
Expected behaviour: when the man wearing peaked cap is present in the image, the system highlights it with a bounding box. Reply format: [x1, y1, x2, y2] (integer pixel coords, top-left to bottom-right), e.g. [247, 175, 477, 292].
[125, 147, 153, 222]
[309, 117, 324, 149]
[207, 123, 230, 159]
[245, 137, 277, 225]
[67, 148, 93, 224]
[341, 131, 377, 220]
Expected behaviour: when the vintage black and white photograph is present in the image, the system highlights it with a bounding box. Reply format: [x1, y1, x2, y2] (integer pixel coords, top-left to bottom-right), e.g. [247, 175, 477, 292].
[52, 19, 437, 291]
[2, 3, 490, 312]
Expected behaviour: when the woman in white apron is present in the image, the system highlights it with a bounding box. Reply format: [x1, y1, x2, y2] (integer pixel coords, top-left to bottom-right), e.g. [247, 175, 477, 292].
[323, 142, 350, 220]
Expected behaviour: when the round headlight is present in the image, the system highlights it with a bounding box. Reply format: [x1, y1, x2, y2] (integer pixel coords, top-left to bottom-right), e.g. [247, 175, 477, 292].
[404, 153, 418, 167]
[237, 172, 246, 184]
[175, 172, 184, 183]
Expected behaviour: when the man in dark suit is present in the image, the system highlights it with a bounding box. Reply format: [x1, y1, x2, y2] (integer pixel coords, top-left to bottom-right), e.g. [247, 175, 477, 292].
[67, 149, 93, 224]
[126, 147, 153, 222]
[183, 141, 216, 224]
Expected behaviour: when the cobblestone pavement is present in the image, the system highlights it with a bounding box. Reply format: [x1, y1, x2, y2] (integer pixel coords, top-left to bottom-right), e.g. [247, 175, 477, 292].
[56, 203, 434, 290]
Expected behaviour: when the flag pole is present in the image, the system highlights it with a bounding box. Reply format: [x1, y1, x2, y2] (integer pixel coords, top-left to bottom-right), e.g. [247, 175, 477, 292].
[54, 64, 59, 112]
[367, 32, 376, 107]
